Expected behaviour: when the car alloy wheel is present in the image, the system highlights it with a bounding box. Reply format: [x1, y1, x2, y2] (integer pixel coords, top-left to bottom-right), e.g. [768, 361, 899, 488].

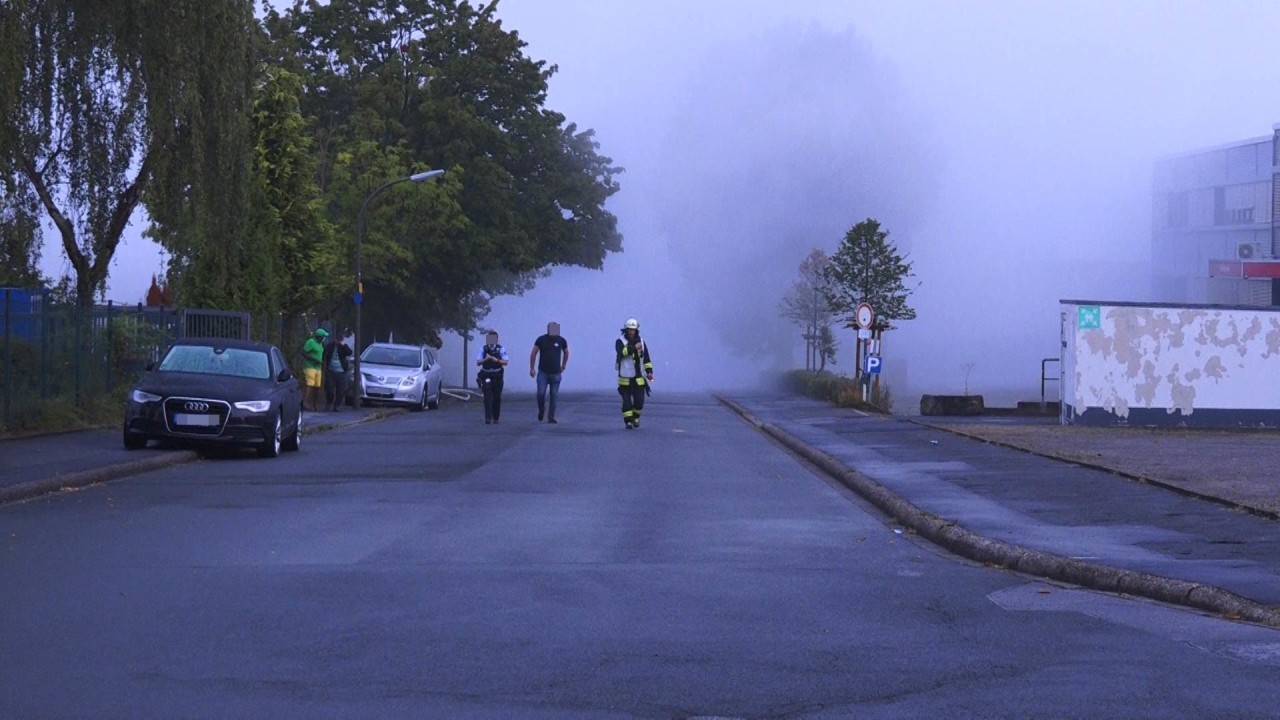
[283, 407, 302, 452]
[259, 412, 282, 458]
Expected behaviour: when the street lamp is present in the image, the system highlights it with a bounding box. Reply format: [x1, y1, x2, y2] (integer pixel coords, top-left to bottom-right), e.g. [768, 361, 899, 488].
[353, 169, 444, 399]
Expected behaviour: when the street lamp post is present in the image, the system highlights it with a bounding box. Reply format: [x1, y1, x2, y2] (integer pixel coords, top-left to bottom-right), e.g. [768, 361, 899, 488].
[353, 169, 444, 401]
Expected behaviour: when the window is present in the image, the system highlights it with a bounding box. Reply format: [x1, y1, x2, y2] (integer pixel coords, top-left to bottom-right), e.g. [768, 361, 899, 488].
[1167, 191, 1189, 228]
[1274, 174, 1280, 222]
[361, 345, 421, 367]
[159, 345, 271, 379]
[1214, 183, 1261, 226]
[272, 348, 289, 378]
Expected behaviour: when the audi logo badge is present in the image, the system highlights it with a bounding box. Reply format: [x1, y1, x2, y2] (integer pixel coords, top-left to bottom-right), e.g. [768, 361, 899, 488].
[183, 401, 210, 412]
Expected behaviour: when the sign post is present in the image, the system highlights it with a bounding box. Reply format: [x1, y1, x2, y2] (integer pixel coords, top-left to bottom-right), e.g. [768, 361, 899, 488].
[855, 303, 875, 402]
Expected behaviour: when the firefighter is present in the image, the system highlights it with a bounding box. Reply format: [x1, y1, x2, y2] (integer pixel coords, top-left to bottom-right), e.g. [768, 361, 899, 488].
[615, 318, 653, 429]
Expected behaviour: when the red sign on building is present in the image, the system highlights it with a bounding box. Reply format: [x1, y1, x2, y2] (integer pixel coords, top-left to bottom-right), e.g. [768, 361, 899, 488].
[1209, 259, 1243, 278]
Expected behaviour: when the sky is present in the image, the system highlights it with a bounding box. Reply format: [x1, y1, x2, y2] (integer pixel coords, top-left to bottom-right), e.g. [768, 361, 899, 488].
[41, 0, 1280, 409]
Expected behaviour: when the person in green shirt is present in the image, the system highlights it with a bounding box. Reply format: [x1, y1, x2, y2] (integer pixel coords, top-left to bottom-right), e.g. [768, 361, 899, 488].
[302, 327, 327, 411]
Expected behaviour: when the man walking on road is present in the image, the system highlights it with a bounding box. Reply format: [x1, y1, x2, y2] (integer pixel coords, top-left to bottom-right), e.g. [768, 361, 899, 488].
[530, 321, 569, 423]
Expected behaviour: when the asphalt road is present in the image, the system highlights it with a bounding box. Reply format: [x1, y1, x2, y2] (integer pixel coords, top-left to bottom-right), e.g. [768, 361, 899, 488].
[2, 391, 1278, 719]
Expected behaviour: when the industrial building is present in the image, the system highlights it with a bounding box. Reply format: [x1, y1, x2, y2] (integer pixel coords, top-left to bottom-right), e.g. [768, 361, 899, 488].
[1152, 124, 1280, 306]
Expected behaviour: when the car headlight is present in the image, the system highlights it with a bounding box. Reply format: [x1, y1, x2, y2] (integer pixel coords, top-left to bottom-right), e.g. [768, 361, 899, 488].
[130, 389, 161, 404]
[362, 373, 377, 382]
[234, 400, 271, 413]
[400, 375, 420, 388]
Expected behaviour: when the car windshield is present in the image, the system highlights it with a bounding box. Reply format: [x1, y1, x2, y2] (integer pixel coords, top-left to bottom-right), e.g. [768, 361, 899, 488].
[158, 345, 271, 380]
[361, 346, 421, 368]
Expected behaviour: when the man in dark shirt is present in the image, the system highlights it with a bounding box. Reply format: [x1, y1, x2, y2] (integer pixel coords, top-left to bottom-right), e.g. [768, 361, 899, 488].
[321, 331, 353, 411]
[529, 321, 570, 423]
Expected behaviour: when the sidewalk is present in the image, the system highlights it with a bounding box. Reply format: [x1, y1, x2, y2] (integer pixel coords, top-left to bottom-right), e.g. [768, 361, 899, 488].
[719, 394, 1280, 627]
[0, 406, 401, 506]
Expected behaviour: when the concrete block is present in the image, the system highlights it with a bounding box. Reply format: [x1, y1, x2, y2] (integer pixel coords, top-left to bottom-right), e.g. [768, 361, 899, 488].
[920, 394, 985, 416]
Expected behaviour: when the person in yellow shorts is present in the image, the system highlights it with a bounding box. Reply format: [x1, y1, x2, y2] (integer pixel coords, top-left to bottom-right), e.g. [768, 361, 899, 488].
[302, 327, 327, 411]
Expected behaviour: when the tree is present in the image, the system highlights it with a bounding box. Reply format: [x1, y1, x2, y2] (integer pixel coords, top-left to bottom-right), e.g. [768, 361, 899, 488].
[260, 0, 623, 340]
[0, 0, 257, 315]
[779, 249, 837, 371]
[157, 65, 339, 323]
[816, 324, 838, 372]
[319, 141, 471, 345]
[144, 274, 172, 307]
[0, 175, 42, 287]
[824, 218, 917, 330]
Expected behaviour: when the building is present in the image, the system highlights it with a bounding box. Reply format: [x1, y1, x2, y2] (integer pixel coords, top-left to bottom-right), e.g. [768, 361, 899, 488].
[1060, 299, 1280, 427]
[1152, 124, 1280, 306]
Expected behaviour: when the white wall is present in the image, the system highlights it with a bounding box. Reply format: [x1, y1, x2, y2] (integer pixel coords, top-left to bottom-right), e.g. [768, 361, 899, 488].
[1061, 300, 1280, 424]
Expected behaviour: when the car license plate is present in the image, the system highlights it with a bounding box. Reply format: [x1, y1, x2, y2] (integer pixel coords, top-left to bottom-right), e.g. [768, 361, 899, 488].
[174, 413, 219, 426]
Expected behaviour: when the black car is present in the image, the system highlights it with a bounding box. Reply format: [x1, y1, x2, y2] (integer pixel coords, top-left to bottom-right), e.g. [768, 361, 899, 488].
[123, 338, 303, 457]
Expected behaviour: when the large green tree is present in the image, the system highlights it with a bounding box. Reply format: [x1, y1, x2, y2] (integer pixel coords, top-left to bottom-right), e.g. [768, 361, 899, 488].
[260, 0, 623, 341]
[0, 0, 257, 313]
[159, 65, 340, 322]
[824, 218, 918, 330]
[321, 140, 471, 345]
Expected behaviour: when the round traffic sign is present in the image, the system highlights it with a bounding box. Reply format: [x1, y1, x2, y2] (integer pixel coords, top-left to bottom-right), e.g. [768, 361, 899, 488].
[855, 302, 874, 329]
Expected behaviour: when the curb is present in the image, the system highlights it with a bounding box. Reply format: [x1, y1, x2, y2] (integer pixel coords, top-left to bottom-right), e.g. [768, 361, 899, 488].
[0, 407, 405, 507]
[908, 418, 1280, 522]
[0, 450, 198, 506]
[715, 395, 1280, 628]
[0, 424, 113, 443]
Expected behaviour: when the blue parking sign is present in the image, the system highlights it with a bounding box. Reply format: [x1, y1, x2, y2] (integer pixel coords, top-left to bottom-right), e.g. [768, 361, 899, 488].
[865, 355, 882, 374]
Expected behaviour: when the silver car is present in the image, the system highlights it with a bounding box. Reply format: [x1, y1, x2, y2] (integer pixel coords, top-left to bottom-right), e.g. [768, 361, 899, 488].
[358, 342, 443, 411]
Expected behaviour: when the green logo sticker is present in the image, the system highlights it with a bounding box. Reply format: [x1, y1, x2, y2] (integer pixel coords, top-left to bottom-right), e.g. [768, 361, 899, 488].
[1077, 306, 1101, 329]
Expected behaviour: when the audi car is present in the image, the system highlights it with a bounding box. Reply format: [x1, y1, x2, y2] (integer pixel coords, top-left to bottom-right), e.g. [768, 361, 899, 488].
[123, 338, 304, 457]
[358, 342, 443, 411]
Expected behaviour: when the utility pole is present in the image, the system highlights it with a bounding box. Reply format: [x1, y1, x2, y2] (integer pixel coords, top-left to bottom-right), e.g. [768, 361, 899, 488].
[810, 285, 818, 372]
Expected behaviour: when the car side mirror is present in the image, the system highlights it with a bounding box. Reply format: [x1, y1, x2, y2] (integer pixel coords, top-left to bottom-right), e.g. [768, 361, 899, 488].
[278, 369, 292, 382]
[145, 362, 155, 372]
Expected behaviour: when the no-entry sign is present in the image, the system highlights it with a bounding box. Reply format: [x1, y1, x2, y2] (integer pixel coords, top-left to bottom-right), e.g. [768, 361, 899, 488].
[855, 302, 874, 329]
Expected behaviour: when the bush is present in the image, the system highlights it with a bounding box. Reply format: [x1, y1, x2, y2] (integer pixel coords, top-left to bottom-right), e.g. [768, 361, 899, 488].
[0, 387, 128, 435]
[781, 369, 893, 413]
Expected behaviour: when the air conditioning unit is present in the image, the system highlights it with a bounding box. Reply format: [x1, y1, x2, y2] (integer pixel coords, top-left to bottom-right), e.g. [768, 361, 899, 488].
[1236, 241, 1264, 260]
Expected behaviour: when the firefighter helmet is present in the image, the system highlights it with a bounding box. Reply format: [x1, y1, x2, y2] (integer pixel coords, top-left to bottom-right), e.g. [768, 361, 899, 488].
[623, 318, 639, 330]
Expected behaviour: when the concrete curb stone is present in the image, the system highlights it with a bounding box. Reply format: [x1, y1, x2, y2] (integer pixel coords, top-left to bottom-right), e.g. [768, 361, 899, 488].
[0, 450, 198, 506]
[715, 395, 1280, 628]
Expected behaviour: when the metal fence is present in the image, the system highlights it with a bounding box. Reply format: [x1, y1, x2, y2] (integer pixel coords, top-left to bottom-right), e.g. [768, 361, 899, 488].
[0, 290, 274, 429]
